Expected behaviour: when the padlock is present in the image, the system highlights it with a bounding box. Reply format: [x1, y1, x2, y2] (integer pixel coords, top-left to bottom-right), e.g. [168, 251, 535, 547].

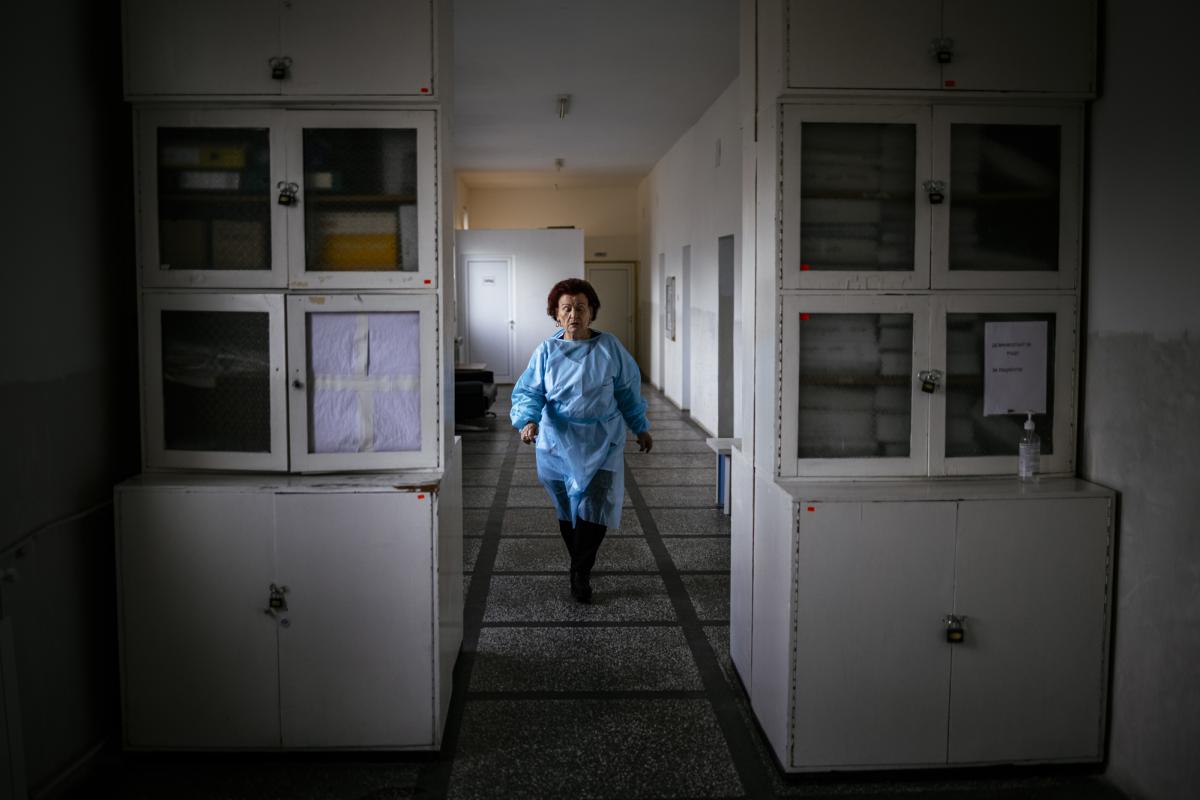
[922, 180, 947, 205]
[944, 614, 965, 644]
[269, 56, 292, 81]
[918, 369, 942, 394]
[277, 181, 298, 206]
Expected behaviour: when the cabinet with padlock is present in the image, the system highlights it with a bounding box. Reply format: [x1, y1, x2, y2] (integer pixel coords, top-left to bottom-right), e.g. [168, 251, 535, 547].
[778, 292, 1076, 478]
[136, 107, 437, 291]
[122, 0, 436, 99]
[750, 481, 1114, 771]
[779, 102, 1083, 292]
[784, 0, 1096, 95]
[114, 471, 461, 750]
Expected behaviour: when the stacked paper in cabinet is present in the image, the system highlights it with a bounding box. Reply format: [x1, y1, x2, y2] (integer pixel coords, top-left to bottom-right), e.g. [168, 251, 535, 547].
[307, 312, 421, 453]
[317, 211, 398, 270]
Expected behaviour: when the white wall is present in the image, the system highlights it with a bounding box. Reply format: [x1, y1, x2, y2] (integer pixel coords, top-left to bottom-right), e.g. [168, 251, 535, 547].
[637, 79, 741, 433]
[454, 229, 585, 383]
[464, 185, 638, 262]
[1083, 3, 1200, 798]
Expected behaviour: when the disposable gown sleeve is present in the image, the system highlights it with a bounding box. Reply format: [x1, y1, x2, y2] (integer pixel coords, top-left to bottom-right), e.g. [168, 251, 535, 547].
[611, 338, 649, 434]
[510, 345, 548, 430]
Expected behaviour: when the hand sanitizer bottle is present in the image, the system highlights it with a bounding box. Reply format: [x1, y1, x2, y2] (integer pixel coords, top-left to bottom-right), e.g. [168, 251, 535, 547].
[1018, 412, 1040, 482]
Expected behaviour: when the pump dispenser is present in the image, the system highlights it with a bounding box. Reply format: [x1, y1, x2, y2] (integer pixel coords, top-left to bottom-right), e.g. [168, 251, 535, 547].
[1019, 412, 1040, 481]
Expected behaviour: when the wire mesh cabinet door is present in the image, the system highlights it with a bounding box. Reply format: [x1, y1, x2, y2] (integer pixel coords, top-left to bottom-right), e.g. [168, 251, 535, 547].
[142, 292, 288, 471]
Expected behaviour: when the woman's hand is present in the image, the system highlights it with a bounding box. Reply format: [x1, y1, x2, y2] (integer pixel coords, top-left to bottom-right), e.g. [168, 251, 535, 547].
[520, 422, 539, 445]
[636, 431, 653, 453]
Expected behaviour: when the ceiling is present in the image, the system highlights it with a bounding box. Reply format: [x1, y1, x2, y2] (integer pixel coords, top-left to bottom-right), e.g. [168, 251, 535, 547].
[453, 0, 740, 188]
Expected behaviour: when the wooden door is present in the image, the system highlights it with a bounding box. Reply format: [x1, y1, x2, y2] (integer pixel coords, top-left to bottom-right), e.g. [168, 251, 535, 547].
[586, 262, 637, 360]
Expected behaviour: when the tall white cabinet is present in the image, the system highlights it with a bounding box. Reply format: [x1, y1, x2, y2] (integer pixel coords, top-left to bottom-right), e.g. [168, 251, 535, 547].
[735, 0, 1113, 772]
[116, 0, 461, 750]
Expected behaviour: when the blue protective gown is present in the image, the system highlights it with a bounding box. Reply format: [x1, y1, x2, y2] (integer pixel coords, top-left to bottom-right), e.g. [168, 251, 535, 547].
[510, 329, 649, 529]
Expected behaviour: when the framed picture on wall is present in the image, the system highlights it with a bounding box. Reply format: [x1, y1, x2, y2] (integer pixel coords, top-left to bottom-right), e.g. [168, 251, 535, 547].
[665, 275, 676, 341]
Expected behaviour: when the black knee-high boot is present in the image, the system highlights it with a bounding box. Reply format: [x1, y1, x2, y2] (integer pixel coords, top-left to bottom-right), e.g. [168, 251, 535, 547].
[558, 518, 576, 559]
[570, 518, 607, 602]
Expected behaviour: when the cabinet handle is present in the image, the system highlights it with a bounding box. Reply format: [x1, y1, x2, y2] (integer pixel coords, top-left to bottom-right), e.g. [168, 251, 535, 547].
[922, 179, 946, 205]
[944, 613, 966, 644]
[277, 181, 300, 206]
[269, 56, 292, 81]
[292, 378, 305, 390]
[930, 37, 954, 64]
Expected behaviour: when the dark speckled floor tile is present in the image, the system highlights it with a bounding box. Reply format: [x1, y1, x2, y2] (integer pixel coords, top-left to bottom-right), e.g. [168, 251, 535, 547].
[625, 438, 712, 453]
[640, 485, 719, 508]
[509, 468, 544, 485]
[631, 467, 715, 485]
[446, 699, 741, 799]
[651, 508, 730, 534]
[638, 426, 706, 440]
[632, 452, 715, 469]
[460, 453, 507, 469]
[463, 538, 482, 574]
[506, 486, 633, 508]
[663, 538, 731, 572]
[703, 624, 736, 688]
[483, 575, 676, 623]
[470, 627, 703, 692]
[501, 508, 642, 536]
[494, 537, 657, 573]
[462, 509, 489, 536]
[461, 468, 500, 487]
[462, 487, 496, 509]
[681, 574, 730, 622]
[461, 439, 510, 454]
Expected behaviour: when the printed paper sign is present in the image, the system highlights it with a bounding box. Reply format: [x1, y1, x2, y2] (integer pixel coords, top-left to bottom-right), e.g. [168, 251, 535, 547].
[984, 321, 1047, 416]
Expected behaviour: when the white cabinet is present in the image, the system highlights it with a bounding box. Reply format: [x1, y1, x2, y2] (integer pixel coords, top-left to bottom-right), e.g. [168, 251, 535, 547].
[766, 481, 1114, 771]
[786, 0, 1096, 94]
[116, 471, 461, 750]
[779, 293, 1077, 478]
[137, 108, 438, 290]
[781, 103, 1083, 291]
[123, 0, 435, 98]
[142, 291, 439, 472]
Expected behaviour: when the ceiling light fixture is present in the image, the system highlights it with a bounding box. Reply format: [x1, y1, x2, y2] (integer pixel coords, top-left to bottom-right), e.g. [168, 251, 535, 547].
[557, 94, 570, 120]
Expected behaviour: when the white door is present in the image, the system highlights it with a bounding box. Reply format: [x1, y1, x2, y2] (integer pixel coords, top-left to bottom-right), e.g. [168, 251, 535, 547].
[792, 501, 956, 767]
[948, 497, 1111, 763]
[118, 488, 280, 748]
[586, 262, 636, 358]
[276, 492, 435, 747]
[464, 257, 515, 381]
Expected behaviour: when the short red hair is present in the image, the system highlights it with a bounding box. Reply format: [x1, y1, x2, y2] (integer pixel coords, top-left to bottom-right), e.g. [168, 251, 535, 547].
[546, 278, 601, 321]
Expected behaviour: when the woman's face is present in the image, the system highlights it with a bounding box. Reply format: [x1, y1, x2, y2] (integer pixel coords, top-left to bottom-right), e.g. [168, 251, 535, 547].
[555, 292, 594, 339]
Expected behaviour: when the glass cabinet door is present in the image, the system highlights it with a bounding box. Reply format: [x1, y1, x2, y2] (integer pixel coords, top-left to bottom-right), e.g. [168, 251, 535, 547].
[139, 110, 288, 288]
[779, 295, 931, 477]
[929, 295, 1077, 476]
[931, 106, 1082, 290]
[287, 294, 439, 471]
[142, 292, 287, 470]
[285, 111, 436, 289]
[782, 105, 931, 290]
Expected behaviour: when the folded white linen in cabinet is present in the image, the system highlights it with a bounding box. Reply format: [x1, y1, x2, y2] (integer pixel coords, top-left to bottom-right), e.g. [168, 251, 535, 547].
[308, 312, 421, 453]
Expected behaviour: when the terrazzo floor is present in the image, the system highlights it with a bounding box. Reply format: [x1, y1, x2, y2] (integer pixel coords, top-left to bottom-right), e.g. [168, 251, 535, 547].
[63, 385, 1126, 800]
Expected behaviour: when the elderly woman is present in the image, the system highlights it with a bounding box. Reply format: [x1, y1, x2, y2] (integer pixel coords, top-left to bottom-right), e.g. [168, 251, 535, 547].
[511, 278, 652, 603]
